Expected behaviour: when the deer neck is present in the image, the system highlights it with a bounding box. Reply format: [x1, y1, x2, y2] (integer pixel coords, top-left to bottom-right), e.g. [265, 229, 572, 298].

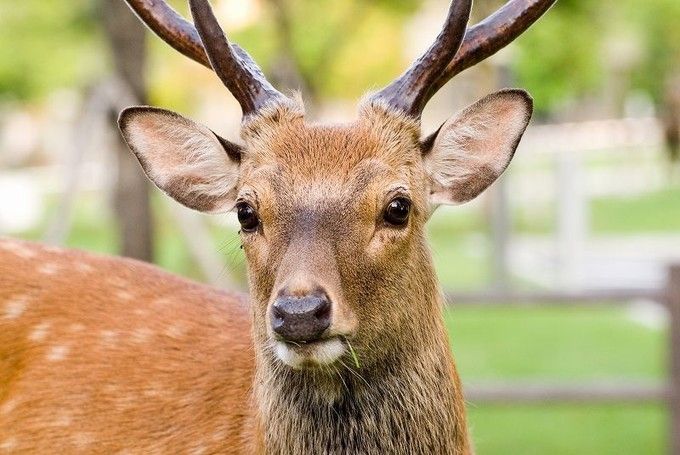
[252, 278, 470, 454]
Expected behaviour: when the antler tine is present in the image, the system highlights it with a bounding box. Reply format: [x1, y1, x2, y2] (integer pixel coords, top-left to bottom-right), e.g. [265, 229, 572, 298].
[124, 0, 210, 69]
[189, 0, 287, 115]
[369, 0, 473, 118]
[429, 0, 557, 98]
[124, 0, 287, 117]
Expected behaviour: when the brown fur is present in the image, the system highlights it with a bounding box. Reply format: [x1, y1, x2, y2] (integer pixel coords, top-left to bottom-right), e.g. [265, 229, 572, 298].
[0, 239, 256, 453]
[0, 92, 537, 453]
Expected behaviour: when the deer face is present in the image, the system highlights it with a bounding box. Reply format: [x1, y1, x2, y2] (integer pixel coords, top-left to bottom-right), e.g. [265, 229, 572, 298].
[119, 90, 532, 370]
[118, 0, 550, 371]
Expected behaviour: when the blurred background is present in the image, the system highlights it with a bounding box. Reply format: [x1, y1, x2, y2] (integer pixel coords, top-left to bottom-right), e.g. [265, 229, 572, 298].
[1, 0, 680, 453]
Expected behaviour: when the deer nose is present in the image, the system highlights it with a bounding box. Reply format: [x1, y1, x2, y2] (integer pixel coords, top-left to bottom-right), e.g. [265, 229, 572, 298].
[271, 292, 331, 343]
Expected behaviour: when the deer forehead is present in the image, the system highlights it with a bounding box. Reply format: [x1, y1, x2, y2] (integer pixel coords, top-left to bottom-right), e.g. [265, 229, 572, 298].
[240, 106, 425, 195]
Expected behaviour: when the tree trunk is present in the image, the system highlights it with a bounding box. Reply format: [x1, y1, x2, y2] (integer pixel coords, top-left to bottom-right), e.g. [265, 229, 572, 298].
[662, 72, 680, 177]
[102, 0, 155, 262]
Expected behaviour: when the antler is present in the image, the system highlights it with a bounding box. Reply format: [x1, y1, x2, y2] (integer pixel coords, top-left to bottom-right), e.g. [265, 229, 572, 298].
[124, 0, 286, 116]
[123, 0, 556, 119]
[369, 0, 473, 118]
[429, 0, 557, 97]
[123, 0, 209, 68]
[371, 0, 556, 118]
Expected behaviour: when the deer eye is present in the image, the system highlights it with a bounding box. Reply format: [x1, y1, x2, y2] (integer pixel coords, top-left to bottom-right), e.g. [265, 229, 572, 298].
[383, 197, 411, 227]
[236, 202, 260, 233]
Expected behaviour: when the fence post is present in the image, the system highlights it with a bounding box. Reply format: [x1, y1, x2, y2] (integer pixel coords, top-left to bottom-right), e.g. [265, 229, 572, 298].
[490, 175, 510, 291]
[556, 149, 588, 290]
[669, 264, 680, 455]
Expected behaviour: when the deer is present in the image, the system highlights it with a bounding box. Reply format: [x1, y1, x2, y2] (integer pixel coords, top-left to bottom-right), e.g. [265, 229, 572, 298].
[0, 0, 555, 453]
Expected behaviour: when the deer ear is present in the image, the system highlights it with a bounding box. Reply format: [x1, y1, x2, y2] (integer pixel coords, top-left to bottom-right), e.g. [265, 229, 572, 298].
[422, 89, 533, 205]
[118, 106, 243, 214]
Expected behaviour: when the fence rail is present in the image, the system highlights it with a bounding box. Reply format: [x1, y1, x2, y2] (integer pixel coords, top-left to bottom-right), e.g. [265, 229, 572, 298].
[446, 288, 664, 306]
[466, 381, 668, 403]
[446, 264, 680, 454]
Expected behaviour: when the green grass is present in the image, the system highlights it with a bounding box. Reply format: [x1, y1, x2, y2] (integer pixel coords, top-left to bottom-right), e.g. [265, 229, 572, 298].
[444, 306, 666, 454]
[468, 405, 665, 455]
[591, 186, 680, 234]
[445, 306, 665, 381]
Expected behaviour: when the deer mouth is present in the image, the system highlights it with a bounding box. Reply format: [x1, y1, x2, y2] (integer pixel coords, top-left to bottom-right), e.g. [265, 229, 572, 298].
[273, 336, 346, 369]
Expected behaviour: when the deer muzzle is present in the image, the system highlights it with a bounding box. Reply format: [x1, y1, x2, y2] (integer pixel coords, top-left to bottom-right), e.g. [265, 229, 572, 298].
[271, 292, 332, 343]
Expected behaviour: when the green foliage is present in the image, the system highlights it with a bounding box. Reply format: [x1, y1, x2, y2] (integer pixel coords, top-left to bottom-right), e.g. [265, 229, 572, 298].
[623, 0, 680, 102]
[512, 1, 604, 115]
[514, 0, 680, 114]
[0, 0, 103, 102]
[2, 0, 679, 112]
[232, 0, 422, 100]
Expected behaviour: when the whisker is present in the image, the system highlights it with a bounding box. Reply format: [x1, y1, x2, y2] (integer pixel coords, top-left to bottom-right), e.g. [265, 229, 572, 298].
[334, 365, 349, 394]
[339, 359, 369, 387]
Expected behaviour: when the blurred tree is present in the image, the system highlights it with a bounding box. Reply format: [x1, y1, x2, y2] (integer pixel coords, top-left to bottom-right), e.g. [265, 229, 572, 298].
[229, 0, 421, 102]
[0, 0, 102, 101]
[624, 0, 680, 103]
[102, 0, 155, 262]
[662, 74, 680, 176]
[512, 0, 603, 117]
[511, 0, 680, 117]
[2, 0, 679, 119]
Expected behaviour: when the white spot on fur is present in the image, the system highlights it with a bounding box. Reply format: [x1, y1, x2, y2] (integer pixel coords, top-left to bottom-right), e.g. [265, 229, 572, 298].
[54, 411, 72, 427]
[103, 383, 118, 392]
[38, 263, 59, 275]
[100, 330, 119, 347]
[178, 392, 202, 409]
[143, 384, 165, 398]
[29, 322, 52, 341]
[76, 262, 94, 273]
[72, 432, 94, 447]
[3, 297, 28, 319]
[131, 327, 153, 344]
[113, 392, 137, 412]
[0, 399, 18, 416]
[0, 437, 17, 451]
[69, 323, 85, 333]
[47, 345, 70, 362]
[189, 445, 207, 455]
[211, 429, 226, 442]
[43, 245, 63, 254]
[164, 323, 187, 339]
[116, 290, 133, 301]
[0, 240, 36, 259]
[108, 277, 127, 287]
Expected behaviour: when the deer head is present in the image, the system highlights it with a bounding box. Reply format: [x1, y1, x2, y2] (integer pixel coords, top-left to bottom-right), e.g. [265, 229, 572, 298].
[119, 0, 553, 373]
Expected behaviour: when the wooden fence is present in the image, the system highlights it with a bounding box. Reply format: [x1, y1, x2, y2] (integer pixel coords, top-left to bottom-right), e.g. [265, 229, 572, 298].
[447, 264, 680, 454]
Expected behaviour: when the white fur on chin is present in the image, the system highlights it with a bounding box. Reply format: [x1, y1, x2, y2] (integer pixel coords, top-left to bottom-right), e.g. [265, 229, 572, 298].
[274, 338, 346, 369]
